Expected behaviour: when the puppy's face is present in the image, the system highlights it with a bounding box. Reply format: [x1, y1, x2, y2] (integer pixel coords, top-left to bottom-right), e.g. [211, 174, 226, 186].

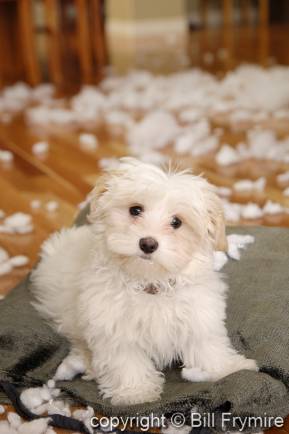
[89, 158, 226, 278]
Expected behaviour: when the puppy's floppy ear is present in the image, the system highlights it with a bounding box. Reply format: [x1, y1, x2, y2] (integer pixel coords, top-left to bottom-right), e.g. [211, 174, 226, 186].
[87, 173, 109, 222]
[88, 166, 124, 221]
[204, 186, 227, 252]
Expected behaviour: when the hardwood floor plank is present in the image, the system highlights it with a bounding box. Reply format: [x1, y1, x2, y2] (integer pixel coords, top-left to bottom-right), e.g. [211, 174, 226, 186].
[0, 121, 90, 201]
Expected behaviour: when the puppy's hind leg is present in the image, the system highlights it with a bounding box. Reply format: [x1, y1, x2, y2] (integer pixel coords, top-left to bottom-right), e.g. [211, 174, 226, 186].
[182, 333, 257, 383]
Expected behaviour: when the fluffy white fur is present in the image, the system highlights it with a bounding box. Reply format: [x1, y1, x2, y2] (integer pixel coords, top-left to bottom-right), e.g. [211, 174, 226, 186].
[31, 158, 257, 405]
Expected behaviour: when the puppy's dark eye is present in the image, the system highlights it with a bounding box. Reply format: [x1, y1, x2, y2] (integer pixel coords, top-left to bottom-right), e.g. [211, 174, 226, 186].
[171, 216, 182, 229]
[129, 205, 143, 216]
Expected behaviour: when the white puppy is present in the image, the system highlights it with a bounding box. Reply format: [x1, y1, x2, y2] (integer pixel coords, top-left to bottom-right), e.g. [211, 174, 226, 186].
[31, 158, 257, 405]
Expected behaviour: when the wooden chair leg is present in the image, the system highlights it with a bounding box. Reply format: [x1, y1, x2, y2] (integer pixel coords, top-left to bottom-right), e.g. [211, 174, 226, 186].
[259, 0, 269, 26]
[44, 0, 63, 87]
[91, 0, 107, 74]
[240, 0, 252, 25]
[223, 0, 234, 26]
[75, 0, 93, 84]
[200, 0, 210, 28]
[17, 0, 41, 85]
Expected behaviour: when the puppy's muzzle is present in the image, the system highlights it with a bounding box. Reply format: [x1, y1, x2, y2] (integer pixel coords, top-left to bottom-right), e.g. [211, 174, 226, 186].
[139, 237, 159, 254]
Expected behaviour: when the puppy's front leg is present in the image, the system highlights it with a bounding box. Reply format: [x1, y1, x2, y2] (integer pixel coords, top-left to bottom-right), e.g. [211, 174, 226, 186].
[92, 346, 164, 405]
[182, 332, 257, 382]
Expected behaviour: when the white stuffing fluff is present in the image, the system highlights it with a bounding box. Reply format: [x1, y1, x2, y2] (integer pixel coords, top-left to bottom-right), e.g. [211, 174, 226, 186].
[213, 234, 255, 270]
[14, 66, 289, 162]
[17, 376, 96, 433]
[20, 387, 48, 410]
[0, 150, 14, 163]
[45, 201, 59, 213]
[31, 84, 55, 102]
[3, 212, 33, 234]
[47, 379, 55, 389]
[0, 294, 5, 300]
[5, 212, 31, 228]
[13, 225, 34, 235]
[127, 110, 179, 151]
[246, 129, 289, 161]
[215, 186, 232, 198]
[7, 413, 22, 429]
[20, 383, 60, 413]
[263, 200, 284, 215]
[0, 421, 18, 434]
[98, 157, 120, 170]
[79, 133, 98, 151]
[217, 130, 289, 165]
[72, 406, 93, 421]
[0, 225, 14, 234]
[0, 247, 9, 263]
[18, 418, 51, 434]
[213, 251, 228, 271]
[46, 400, 71, 417]
[30, 200, 41, 210]
[222, 200, 272, 222]
[0, 408, 53, 434]
[0, 262, 13, 276]
[227, 234, 255, 260]
[277, 171, 289, 184]
[174, 120, 213, 155]
[9, 255, 29, 267]
[104, 110, 134, 132]
[174, 132, 196, 154]
[20, 66, 289, 127]
[27, 107, 76, 127]
[241, 203, 263, 220]
[0, 405, 5, 414]
[233, 177, 266, 192]
[283, 187, 289, 196]
[0, 82, 31, 117]
[179, 108, 203, 124]
[222, 201, 242, 222]
[215, 145, 240, 166]
[32, 142, 49, 156]
[72, 407, 94, 433]
[191, 135, 218, 157]
[0, 251, 28, 276]
[230, 109, 252, 124]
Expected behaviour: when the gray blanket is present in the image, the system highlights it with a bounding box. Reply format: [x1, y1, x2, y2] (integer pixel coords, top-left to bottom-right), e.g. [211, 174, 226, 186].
[1, 208, 289, 431]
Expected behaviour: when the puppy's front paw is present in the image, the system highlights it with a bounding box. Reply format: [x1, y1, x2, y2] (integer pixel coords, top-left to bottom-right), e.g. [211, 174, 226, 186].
[111, 387, 161, 405]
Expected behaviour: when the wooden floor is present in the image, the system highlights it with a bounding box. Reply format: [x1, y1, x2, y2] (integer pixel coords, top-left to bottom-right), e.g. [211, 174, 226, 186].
[1, 23, 289, 434]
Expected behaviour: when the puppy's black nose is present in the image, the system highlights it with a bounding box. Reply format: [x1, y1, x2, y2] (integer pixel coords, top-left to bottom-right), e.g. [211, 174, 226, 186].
[139, 237, 159, 254]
